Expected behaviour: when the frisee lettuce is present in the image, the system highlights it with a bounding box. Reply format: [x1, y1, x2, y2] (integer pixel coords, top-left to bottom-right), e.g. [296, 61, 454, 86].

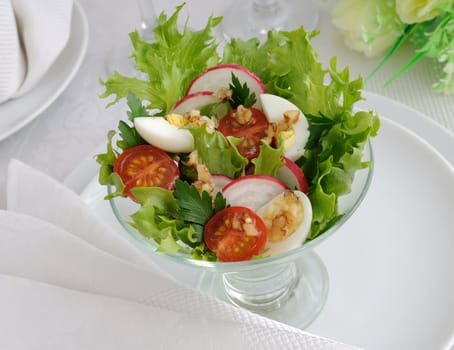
[222, 28, 380, 239]
[252, 142, 285, 177]
[98, 3, 380, 251]
[185, 124, 249, 178]
[100, 4, 221, 114]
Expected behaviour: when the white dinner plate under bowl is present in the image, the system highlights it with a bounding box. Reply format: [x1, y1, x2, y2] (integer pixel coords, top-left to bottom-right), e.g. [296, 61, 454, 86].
[306, 118, 454, 350]
[0, 1, 89, 142]
[65, 96, 454, 350]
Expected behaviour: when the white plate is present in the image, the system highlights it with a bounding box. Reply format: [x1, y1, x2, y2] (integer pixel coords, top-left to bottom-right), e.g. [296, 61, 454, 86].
[65, 95, 454, 350]
[0, 1, 89, 142]
[360, 91, 454, 163]
[307, 118, 454, 350]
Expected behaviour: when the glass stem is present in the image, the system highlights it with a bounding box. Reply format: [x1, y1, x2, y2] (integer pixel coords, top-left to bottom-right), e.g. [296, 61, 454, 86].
[136, 0, 157, 42]
[253, 0, 280, 8]
[222, 261, 298, 312]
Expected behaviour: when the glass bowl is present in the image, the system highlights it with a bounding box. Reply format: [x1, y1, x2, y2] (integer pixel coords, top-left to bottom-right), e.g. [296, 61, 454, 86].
[108, 141, 374, 328]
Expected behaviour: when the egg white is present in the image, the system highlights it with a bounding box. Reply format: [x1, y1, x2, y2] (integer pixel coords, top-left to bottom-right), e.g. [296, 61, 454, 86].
[258, 190, 312, 257]
[134, 117, 194, 153]
[259, 93, 309, 161]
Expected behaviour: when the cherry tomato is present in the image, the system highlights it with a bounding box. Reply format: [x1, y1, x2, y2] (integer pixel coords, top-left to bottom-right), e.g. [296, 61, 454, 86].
[113, 145, 179, 199]
[204, 206, 267, 262]
[217, 107, 269, 159]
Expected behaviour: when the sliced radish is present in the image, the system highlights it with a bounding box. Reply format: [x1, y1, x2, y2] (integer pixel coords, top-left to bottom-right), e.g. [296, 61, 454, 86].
[171, 91, 222, 115]
[258, 190, 312, 257]
[187, 64, 266, 108]
[212, 174, 232, 194]
[134, 117, 194, 153]
[276, 157, 309, 193]
[222, 174, 287, 211]
[259, 93, 309, 161]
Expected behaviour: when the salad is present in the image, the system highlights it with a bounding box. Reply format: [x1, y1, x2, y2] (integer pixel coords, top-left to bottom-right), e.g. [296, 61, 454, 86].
[97, 4, 380, 262]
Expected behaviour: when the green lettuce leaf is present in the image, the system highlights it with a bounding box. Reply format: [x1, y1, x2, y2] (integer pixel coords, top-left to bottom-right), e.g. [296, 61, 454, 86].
[303, 110, 379, 239]
[223, 28, 380, 239]
[96, 130, 118, 186]
[222, 31, 286, 88]
[100, 4, 222, 114]
[252, 142, 285, 176]
[185, 124, 249, 178]
[95, 93, 149, 197]
[130, 187, 203, 252]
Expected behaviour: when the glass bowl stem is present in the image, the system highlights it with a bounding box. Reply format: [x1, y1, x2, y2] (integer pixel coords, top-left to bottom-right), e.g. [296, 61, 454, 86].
[197, 249, 329, 328]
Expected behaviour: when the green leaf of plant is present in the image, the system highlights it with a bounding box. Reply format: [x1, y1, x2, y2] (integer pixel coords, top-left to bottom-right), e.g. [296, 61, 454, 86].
[173, 180, 214, 226]
[252, 142, 285, 176]
[229, 73, 257, 108]
[126, 92, 148, 120]
[100, 4, 222, 114]
[185, 124, 248, 178]
[118, 120, 144, 149]
[96, 130, 118, 185]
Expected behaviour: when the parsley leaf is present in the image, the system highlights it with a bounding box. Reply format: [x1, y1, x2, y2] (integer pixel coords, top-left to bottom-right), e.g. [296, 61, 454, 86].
[214, 191, 227, 213]
[173, 180, 227, 228]
[229, 73, 257, 108]
[126, 92, 147, 120]
[117, 93, 147, 150]
[304, 113, 337, 151]
[117, 120, 141, 149]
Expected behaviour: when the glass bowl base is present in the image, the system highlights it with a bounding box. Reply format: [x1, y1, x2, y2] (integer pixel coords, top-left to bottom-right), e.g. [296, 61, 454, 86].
[196, 250, 329, 329]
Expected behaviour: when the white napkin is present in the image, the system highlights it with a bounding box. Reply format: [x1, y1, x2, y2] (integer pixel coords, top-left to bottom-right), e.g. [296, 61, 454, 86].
[1, 159, 362, 350]
[0, 0, 73, 104]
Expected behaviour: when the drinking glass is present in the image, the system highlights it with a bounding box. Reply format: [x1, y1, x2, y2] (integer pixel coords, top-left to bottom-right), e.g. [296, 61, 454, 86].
[104, 0, 157, 76]
[220, 0, 320, 41]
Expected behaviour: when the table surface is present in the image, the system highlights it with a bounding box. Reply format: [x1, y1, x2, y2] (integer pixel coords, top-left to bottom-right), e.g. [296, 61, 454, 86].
[0, 0, 453, 208]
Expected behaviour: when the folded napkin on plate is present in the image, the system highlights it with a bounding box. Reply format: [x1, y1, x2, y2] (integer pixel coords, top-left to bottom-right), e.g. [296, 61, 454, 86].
[0, 0, 73, 104]
[0, 159, 362, 350]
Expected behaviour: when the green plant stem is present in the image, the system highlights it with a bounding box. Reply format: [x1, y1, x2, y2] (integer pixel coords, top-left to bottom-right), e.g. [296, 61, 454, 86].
[384, 51, 426, 87]
[365, 24, 416, 83]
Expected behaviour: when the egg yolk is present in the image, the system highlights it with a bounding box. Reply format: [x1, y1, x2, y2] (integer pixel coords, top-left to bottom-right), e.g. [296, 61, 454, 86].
[166, 114, 187, 127]
[279, 129, 296, 150]
[260, 191, 304, 242]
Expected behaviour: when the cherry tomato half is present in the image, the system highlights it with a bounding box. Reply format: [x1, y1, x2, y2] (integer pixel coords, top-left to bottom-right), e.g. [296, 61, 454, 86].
[204, 206, 267, 262]
[217, 107, 269, 160]
[113, 144, 179, 199]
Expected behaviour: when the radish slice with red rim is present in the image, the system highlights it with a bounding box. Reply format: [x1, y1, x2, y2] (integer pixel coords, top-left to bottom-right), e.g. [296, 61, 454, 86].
[211, 174, 232, 194]
[186, 64, 266, 108]
[221, 174, 287, 211]
[171, 91, 222, 115]
[276, 157, 309, 193]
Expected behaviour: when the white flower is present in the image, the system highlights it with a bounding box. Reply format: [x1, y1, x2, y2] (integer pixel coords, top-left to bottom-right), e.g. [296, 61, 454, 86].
[395, 0, 446, 23]
[332, 0, 405, 57]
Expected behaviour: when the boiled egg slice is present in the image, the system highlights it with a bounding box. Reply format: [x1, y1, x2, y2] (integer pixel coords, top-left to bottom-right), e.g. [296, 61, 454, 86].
[134, 116, 194, 153]
[259, 93, 309, 161]
[257, 190, 312, 257]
